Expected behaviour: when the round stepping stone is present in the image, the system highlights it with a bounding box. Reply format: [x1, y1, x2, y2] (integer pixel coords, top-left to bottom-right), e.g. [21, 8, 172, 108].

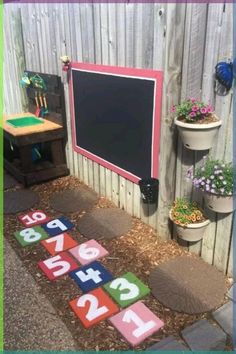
[149, 256, 227, 314]
[78, 208, 132, 239]
[4, 172, 18, 190]
[50, 188, 98, 213]
[4, 189, 39, 214]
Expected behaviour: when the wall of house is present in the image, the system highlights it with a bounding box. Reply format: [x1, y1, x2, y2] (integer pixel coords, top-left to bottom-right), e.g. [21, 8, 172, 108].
[4, 2, 233, 275]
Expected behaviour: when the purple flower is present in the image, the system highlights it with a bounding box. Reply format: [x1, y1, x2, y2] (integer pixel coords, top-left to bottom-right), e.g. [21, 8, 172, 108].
[192, 106, 199, 112]
[190, 97, 196, 102]
[200, 108, 207, 114]
[190, 112, 196, 117]
[171, 106, 176, 113]
[206, 185, 210, 191]
[201, 181, 205, 186]
[206, 179, 210, 184]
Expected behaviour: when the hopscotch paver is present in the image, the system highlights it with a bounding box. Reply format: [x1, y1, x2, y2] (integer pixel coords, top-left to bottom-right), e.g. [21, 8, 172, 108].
[14, 226, 49, 247]
[109, 301, 164, 347]
[18, 210, 50, 227]
[103, 272, 150, 308]
[69, 239, 109, 265]
[41, 217, 74, 236]
[14, 211, 165, 346]
[181, 319, 226, 351]
[146, 335, 189, 351]
[38, 251, 79, 280]
[212, 301, 233, 337]
[69, 287, 119, 328]
[70, 261, 113, 292]
[41, 233, 78, 256]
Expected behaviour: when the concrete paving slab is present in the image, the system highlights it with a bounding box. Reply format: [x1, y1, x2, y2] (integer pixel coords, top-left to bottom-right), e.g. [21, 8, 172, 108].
[181, 319, 226, 351]
[212, 301, 233, 337]
[146, 335, 189, 350]
[4, 240, 78, 351]
[227, 284, 236, 302]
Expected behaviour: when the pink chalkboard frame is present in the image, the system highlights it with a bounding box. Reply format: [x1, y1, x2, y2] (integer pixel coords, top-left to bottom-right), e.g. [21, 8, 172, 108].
[70, 62, 163, 184]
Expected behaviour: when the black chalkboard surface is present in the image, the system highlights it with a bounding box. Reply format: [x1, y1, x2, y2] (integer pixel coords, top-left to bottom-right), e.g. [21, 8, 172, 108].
[71, 63, 163, 184]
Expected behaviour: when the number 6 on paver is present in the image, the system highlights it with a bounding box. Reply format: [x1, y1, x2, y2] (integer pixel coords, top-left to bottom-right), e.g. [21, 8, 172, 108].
[69, 239, 109, 265]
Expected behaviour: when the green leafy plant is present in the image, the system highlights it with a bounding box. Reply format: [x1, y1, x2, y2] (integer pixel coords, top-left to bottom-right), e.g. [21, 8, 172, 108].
[171, 98, 215, 123]
[170, 198, 206, 227]
[190, 159, 234, 196]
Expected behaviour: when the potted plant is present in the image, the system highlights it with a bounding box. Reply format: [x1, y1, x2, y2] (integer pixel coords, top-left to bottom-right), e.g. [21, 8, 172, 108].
[169, 198, 210, 242]
[171, 98, 222, 150]
[191, 159, 234, 213]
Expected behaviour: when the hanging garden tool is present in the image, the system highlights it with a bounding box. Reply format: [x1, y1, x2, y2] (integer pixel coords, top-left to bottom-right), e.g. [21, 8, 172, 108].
[20, 72, 31, 88]
[35, 91, 41, 117]
[31, 74, 47, 91]
[43, 93, 49, 115]
[215, 60, 233, 95]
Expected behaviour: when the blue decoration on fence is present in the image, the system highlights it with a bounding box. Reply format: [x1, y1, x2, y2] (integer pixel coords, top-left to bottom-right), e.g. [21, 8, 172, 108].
[215, 60, 233, 94]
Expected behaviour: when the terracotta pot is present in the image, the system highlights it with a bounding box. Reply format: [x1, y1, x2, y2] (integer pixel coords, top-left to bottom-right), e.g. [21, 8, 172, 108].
[169, 210, 210, 242]
[203, 192, 234, 213]
[174, 117, 222, 150]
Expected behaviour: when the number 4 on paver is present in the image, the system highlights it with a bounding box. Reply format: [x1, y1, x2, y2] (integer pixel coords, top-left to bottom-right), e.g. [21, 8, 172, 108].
[109, 301, 164, 347]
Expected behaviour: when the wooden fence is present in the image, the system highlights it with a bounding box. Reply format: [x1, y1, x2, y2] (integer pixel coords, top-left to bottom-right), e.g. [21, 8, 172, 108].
[3, 2, 233, 275]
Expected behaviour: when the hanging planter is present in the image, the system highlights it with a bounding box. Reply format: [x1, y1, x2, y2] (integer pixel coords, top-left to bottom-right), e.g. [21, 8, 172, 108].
[191, 159, 234, 213]
[169, 199, 210, 242]
[171, 98, 222, 150]
[203, 192, 233, 213]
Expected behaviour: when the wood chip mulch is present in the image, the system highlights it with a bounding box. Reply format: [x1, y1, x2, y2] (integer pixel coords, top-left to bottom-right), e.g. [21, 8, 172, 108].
[4, 175, 232, 351]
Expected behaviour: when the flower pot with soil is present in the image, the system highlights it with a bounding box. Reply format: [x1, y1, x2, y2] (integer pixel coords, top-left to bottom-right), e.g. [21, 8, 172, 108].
[171, 98, 222, 150]
[169, 198, 210, 242]
[191, 159, 234, 213]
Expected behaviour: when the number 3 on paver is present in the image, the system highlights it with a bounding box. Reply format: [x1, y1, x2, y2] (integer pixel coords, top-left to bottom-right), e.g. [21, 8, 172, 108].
[69, 287, 119, 328]
[103, 272, 150, 307]
[14, 226, 48, 247]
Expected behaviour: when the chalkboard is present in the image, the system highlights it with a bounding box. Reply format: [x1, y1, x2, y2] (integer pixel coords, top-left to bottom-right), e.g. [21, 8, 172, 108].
[70, 63, 163, 183]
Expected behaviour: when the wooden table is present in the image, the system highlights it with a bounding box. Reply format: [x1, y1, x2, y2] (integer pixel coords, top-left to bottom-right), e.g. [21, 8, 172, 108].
[4, 113, 69, 186]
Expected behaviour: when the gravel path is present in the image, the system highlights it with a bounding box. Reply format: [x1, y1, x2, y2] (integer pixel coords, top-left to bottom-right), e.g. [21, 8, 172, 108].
[4, 239, 78, 351]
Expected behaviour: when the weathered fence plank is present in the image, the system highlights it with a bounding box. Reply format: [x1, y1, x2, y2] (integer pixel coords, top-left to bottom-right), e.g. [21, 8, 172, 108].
[4, 3, 233, 275]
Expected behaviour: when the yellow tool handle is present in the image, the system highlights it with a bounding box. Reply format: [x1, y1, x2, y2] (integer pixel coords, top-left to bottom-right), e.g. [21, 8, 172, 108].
[35, 96, 39, 108]
[43, 95, 48, 109]
[39, 94, 43, 107]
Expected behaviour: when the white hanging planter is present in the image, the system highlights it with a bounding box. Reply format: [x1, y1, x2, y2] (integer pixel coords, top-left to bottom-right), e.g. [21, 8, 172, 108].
[169, 210, 210, 242]
[174, 117, 222, 150]
[203, 192, 234, 213]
